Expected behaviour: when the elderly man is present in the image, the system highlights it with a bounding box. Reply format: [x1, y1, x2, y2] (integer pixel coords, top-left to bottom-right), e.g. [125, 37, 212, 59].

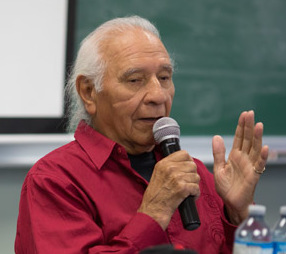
[15, 16, 268, 254]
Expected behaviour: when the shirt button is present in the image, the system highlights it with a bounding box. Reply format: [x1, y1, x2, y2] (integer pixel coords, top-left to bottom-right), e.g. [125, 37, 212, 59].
[117, 147, 122, 154]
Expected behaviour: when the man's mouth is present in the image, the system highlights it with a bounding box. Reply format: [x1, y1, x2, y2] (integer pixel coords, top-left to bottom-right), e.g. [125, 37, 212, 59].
[139, 117, 163, 122]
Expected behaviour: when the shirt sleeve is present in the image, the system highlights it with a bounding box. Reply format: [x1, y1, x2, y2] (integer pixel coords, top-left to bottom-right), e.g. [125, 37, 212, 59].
[15, 169, 169, 254]
[220, 207, 237, 253]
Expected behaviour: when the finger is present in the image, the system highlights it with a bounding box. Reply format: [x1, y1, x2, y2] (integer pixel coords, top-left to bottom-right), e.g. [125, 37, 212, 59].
[177, 172, 200, 184]
[249, 122, 264, 163]
[172, 172, 201, 188]
[186, 183, 201, 198]
[232, 111, 247, 150]
[254, 145, 269, 173]
[156, 155, 197, 176]
[168, 160, 197, 173]
[241, 110, 255, 153]
[178, 178, 201, 198]
[212, 135, 226, 171]
[161, 169, 200, 198]
[166, 150, 193, 162]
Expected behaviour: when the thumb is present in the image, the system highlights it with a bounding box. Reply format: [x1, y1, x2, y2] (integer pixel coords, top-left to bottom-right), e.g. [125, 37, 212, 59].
[212, 135, 226, 171]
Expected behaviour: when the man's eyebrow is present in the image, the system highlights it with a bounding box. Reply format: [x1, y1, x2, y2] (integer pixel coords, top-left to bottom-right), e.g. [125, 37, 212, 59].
[119, 64, 174, 81]
[160, 64, 174, 74]
[120, 68, 144, 81]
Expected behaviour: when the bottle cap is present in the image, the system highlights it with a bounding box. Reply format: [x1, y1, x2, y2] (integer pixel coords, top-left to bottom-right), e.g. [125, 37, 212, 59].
[280, 206, 286, 215]
[248, 204, 266, 215]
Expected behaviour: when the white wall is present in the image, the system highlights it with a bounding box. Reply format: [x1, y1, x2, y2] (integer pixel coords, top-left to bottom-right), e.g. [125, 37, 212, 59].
[0, 0, 68, 118]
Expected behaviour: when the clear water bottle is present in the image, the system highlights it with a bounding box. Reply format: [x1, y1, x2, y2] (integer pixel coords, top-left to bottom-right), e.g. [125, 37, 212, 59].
[273, 206, 286, 254]
[233, 204, 273, 254]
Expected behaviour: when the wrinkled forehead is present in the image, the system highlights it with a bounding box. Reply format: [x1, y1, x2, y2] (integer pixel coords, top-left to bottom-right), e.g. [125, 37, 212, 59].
[99, 27, 170, 62]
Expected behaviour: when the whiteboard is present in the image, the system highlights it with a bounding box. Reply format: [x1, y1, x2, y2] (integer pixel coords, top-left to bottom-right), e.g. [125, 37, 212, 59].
[0, 0, 68, 117]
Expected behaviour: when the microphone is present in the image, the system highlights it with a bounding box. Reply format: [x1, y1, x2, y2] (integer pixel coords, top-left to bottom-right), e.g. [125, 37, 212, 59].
[153, 117, 201, 231]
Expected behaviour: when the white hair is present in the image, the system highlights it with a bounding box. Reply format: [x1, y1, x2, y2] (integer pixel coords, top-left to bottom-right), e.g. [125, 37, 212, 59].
[65, 16, 161, 132]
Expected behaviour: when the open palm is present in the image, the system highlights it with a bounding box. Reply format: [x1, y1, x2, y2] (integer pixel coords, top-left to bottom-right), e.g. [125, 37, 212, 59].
[212, 111, 269, 225]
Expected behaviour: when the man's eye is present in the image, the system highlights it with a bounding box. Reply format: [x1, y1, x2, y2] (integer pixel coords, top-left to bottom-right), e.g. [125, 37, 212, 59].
[128, 78, 142, 84]
[159, 76, 170, 81]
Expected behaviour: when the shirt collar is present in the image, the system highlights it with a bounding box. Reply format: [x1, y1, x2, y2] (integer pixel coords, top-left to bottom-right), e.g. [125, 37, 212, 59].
[74, 120, 164, 170]
[74, 121, 118, 170]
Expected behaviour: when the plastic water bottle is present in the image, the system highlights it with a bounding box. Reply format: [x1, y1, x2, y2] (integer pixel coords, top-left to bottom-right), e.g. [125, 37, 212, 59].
[233, 204, 273, 254]
[273, 206, 286, 254]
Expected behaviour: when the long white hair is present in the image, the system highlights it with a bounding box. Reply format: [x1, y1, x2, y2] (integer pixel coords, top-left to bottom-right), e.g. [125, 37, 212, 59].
[65, 16, 161, 132]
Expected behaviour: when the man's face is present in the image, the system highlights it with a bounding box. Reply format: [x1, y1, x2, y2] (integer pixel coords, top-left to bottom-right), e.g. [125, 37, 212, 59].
[92, 28, 175, 154]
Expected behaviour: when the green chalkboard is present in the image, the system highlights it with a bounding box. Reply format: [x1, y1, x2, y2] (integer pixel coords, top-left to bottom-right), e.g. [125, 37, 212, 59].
[74, 0, 286, 136]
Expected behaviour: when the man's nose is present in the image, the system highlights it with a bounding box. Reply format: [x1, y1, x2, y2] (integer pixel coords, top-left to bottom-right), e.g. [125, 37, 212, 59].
[143, 76, 167, 105]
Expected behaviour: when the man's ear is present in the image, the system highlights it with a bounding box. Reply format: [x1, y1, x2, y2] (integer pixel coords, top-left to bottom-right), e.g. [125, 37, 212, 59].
[76, 75, 97, 115]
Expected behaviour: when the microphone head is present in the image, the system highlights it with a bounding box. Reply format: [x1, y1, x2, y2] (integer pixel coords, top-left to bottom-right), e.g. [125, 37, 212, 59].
[153, 117, 180, 144]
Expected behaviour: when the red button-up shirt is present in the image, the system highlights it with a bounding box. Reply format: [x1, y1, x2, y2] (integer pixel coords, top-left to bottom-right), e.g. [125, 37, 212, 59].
[15, 121, 236, 254]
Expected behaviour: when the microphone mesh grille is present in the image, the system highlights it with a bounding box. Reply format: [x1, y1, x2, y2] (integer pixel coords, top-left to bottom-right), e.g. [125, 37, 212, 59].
[153, 117, 180, 144]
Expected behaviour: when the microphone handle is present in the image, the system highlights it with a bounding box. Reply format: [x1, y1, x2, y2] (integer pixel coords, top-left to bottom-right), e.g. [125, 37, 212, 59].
[179, 196, 201, 231]
[160, 138, 201, 231]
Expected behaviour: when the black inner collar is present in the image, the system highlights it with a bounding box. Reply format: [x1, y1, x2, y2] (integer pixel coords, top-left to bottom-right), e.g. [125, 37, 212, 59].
[128, 151, 156, 182]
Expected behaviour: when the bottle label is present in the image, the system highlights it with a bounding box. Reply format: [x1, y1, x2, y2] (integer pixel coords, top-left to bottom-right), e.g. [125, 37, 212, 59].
[233, 240, 273, 254]
[274, 242, 286, 254]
